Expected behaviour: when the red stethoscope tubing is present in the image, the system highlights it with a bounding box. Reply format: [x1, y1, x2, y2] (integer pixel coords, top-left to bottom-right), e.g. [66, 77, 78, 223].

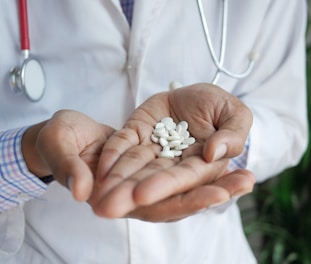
[18, 0, 30, 51]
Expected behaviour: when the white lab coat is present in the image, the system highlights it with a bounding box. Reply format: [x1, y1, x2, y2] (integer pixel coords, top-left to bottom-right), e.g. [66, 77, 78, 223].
[0, 0, 308, 263]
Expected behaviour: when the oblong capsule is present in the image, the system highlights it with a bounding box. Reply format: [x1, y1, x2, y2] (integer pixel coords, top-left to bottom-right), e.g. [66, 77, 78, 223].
[159, 150, 175, 158]
[183, 137, 195, 145]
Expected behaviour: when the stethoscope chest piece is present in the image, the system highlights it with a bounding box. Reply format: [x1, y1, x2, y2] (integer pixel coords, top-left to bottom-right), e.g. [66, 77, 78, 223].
[10, 57, 46, 102]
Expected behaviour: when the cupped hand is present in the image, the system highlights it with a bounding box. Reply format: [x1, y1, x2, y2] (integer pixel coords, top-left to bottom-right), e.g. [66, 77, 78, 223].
[22, 110, 115, 202]
[122, 169, 255, 222]
[89, 83, 254, 221]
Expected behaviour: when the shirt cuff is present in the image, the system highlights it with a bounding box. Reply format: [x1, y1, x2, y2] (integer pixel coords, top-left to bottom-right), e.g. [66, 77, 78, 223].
[0, 127, 47, 212]
[227, 136, 250, 171]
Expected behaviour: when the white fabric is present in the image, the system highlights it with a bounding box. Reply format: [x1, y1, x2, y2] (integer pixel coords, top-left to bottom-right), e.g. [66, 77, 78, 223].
[0, 0, 308, 263]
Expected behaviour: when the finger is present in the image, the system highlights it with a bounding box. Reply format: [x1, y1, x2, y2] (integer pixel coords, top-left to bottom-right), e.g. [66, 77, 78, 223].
[203, 120, 252, 163]
[92, 157, 227, 218]
[98, 139, 203, 194]
[202, 92, 252, 162]
[133, 157, 228, 206]
[55, 155, 94, 202]
[125, 169, 255, 222]
[203, 131, 245, 162]
[125, 185, 230, 222]
[212, 169, 256, 197]
[94, 143, 162, 195]
[37, 125, 94, 202]
[96, 128, 140, 180]
[38, 142, 94, 202]
[90, 157, 176, 218]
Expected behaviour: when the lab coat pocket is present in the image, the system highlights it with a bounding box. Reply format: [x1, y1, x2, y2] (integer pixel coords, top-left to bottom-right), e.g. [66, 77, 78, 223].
[0, 205, 25, 257]
[0, 242, 52, 264]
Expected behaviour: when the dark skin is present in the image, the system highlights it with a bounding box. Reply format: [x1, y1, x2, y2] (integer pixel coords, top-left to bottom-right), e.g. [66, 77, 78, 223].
[23, 83, 255, 222]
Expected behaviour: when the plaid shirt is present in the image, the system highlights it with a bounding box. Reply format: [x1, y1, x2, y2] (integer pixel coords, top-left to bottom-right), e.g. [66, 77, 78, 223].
[0, 127, 47, 212]
[120, 0, 134, 26]
[228, 136, 250, 171]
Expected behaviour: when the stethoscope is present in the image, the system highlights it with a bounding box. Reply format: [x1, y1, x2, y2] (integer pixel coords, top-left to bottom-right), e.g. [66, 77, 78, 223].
[10, 0, 258, 101]
[9, 0, 46, 102]
[196, 0, 259, 85]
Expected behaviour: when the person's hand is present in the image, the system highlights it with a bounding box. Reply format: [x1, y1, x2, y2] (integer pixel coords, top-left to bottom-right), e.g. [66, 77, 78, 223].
[22, 110, 115, 202]
[89, 83, 255, 221]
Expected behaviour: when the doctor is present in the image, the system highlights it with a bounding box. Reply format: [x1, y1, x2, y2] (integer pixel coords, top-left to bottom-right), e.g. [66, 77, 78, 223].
[0, 1, 308, 263]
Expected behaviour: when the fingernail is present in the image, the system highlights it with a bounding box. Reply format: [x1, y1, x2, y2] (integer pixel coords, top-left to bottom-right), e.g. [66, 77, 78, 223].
[212, 144, 227, 161]
[67, 176, 73, 191]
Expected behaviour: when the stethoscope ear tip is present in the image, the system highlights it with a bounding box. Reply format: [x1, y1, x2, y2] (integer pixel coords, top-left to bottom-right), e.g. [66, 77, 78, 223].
[249, 50, 260, 62]
[169, 81, 183, 90]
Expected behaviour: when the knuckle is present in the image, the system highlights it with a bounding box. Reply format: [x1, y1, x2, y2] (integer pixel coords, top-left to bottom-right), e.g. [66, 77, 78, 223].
[123, 145, 157, 163]
[114, 128, 138, 144]
[124, 148, 146, 161]
[101, 147, 121, 157]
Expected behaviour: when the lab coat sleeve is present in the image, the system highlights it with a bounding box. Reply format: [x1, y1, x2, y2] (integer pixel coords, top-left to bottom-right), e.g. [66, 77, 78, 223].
[236, 0, 308, 182]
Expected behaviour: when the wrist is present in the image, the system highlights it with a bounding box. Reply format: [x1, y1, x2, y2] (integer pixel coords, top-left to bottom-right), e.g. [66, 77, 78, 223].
[21, 121, 51, 178]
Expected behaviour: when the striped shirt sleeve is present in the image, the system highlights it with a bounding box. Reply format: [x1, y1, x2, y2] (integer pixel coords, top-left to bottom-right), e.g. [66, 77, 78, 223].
[227, 136, 250, 171]
[0, 127, 47, 212]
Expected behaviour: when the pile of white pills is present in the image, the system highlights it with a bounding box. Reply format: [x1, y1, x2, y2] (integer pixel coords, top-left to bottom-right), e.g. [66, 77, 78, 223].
[151, 117, 196, 158]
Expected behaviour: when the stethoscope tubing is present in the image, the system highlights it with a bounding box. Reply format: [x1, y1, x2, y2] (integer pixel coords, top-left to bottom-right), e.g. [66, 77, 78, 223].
[18, 0, 30, 58]
[197, 0, 256, 84]
[10, 0, 257, 102]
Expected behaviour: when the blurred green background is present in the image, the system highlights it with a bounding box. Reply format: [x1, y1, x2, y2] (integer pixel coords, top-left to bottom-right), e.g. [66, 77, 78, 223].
[239, 4, 311, 263]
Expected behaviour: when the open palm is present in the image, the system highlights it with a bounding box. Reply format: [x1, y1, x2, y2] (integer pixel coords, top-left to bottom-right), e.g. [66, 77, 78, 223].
[89, 83, 254, 222]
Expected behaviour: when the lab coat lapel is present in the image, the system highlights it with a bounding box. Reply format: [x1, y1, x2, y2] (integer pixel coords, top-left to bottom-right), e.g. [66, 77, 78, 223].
[128, 0, 167, 101]
[106, 0, 132, 34]
[130, 0, 167, 52]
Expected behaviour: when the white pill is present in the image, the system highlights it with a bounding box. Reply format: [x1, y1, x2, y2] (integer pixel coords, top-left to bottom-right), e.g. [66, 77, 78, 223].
[175, 144, 189, 150]
[159, 150, 175, 158]
[165, 122, 177, 131]
[155, 122, 165, 129]
[182, 131, 190, 139]
[159, 137, 169, 147]
[157, 131, 169, 138]
[154, 126, 166, 134]
[161, 117, 174, 124]
[167, 135, 182, 141]
[169, 129, 179, 137]
[152, 117, 196, 159]
[178, 121, 188, 131]
[151, 134, 159, 143]
[169, 140, 182, 148]
[183, 137, 196, 145]
[163, 145, 171, 152]
[176, 124, 182, 134]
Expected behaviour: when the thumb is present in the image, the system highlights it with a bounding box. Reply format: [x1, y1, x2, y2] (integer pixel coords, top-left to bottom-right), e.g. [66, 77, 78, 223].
[203, 129, 250, 162]
[203, 99, 252, 162]
[36, 127, 94, 202]
[55, 155, 94, 202]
